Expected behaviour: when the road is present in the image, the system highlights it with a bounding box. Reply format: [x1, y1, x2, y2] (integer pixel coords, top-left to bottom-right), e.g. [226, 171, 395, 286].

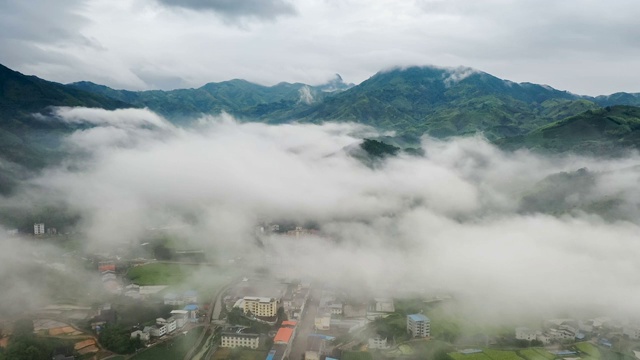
[184, 280, 235, 360]
[289, 288, 320, 360]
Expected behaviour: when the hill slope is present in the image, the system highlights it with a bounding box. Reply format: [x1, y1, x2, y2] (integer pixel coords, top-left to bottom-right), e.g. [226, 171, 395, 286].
[495, 105, 640, 155]
[0, 64, 132, 193]
[275, 66, 603, 140]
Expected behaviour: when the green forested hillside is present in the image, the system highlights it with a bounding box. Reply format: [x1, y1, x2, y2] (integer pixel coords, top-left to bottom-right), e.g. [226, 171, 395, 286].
[0, 64, 131, 193]
[495, 106, 640, 155]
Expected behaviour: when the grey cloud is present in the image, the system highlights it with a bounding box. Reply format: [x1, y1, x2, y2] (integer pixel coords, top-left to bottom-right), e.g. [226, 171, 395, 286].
[155, 0, 297, 20]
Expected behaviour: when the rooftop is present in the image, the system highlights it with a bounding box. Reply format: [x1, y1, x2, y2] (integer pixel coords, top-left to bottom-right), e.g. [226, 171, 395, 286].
[222, 332, 260, 339]
[245, 296, 275, 303]
[274, 327, 293, 343]
[408, 313, 430, 322]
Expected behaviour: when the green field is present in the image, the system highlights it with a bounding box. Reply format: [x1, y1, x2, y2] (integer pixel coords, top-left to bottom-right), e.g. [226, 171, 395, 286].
[575, 342, 601, 360]
[126, 263, 199, 285]
[342, 351, 374, 360]
[212, 348, 268, 360]
[450, 349, 524, 360]
[129, 327, 204, 360]
[484, 349, 523, 360]
[449, 352, 493, 360]
[518, 348, 554, 360]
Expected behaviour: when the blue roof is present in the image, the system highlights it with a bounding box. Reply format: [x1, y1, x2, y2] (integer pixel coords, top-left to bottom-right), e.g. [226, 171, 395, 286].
[408, 313, 429, 322]
[184, 304, 199, 311]
[326, 357, 338, 360]
[266, 350, 276, 360]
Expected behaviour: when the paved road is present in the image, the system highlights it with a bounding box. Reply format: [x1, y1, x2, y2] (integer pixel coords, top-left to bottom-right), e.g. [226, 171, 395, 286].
[289, 288, 320, 360]
[185, 281, 234, 360]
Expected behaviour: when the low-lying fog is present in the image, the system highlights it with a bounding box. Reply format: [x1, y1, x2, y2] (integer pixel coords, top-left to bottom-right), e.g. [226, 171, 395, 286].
[2, 107, 640, 323]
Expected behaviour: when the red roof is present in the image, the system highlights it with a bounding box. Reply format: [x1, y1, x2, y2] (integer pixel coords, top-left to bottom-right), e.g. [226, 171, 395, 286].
[274, 327, 293, 344]
[282, 321, 297, 327]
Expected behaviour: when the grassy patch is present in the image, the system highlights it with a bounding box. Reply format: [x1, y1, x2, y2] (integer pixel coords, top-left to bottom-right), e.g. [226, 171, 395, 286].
[484, 349, 524, 360]
[212, 348, 268, 360]
[342, 351, 373, 360]
[576, 342, 601, 359]
[126, 263, 199, 285]
[449, 352, 493, 360]
[129, 327, 204, 360]
[519, 348, 554, 360]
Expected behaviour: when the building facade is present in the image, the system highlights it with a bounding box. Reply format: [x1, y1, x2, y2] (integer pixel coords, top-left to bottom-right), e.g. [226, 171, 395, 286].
[34, 223, 45, 235]
[243, 297, 279, 317]
[221, 333, 260, 349]
[407, 313, 430, 338]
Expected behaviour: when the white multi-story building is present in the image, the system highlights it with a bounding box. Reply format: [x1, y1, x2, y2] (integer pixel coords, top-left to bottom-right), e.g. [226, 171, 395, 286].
[407, 313, 430, 338]
[149, 323, 167, 337]
[157, 317, 177, 333]
[170, 310, 189, 328]
[368, 336, 390, 349]
[243, 296, 279, 317]
[34, 223, 45, 235]
[221, 333, 260, 349]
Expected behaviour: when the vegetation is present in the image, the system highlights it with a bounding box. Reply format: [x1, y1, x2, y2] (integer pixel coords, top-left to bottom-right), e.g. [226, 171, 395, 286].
[99, 324, 143, 354]
[342, 351, 373, 360]
[212, 347, 268, 360]
[0, 319, 76, 360]
[126, 263, 199, 285]
[496, 105, 640, 155]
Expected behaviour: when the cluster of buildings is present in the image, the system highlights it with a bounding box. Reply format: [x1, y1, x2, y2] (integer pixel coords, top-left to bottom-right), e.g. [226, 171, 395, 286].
[98, 262, 121, 294]
[33, 222, 57, 235]
[515, 317, 625, 344]
[130, 309, 192, 342]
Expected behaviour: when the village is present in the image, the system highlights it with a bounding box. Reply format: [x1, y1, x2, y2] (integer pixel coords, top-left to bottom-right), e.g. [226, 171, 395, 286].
[2, 223, 640, 360]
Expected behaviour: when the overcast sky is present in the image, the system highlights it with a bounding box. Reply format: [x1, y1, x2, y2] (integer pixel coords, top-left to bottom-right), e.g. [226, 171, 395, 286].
[1, 0, 639, 95]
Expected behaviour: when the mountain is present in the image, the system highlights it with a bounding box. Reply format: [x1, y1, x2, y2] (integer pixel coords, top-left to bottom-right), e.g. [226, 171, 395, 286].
[278, 66, 605, 140]
[67, 65, 640, 142]
[69, 74, 354, 123]
[0, 64, 131, 194]
[495, 105, 640, 155]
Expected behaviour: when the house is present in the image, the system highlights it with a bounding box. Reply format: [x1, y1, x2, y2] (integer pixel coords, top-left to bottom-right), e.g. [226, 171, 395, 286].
[149, 323, 167, 337]
[221, 332, 260, 349]
[131, 329, 151, 342]
[407, 314, 430, 338]
[170, 310, 189, 328]
[515, 327, 537, 341]
[34, 223, 45, 235]
[184, 304, 199, 323]
[368, 336, 390, 349]
[329, 303, 343, 315]
[243, 297, 279, 317]
[157, 317, 177, 333]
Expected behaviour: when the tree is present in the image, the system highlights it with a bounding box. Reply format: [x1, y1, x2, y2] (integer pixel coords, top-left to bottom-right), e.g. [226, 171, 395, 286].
[12, 319, 34, 338]
[99, 325, 141, 354]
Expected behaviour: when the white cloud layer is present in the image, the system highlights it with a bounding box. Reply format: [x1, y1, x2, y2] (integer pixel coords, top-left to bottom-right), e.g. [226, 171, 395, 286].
[7, 107, 640, 321]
